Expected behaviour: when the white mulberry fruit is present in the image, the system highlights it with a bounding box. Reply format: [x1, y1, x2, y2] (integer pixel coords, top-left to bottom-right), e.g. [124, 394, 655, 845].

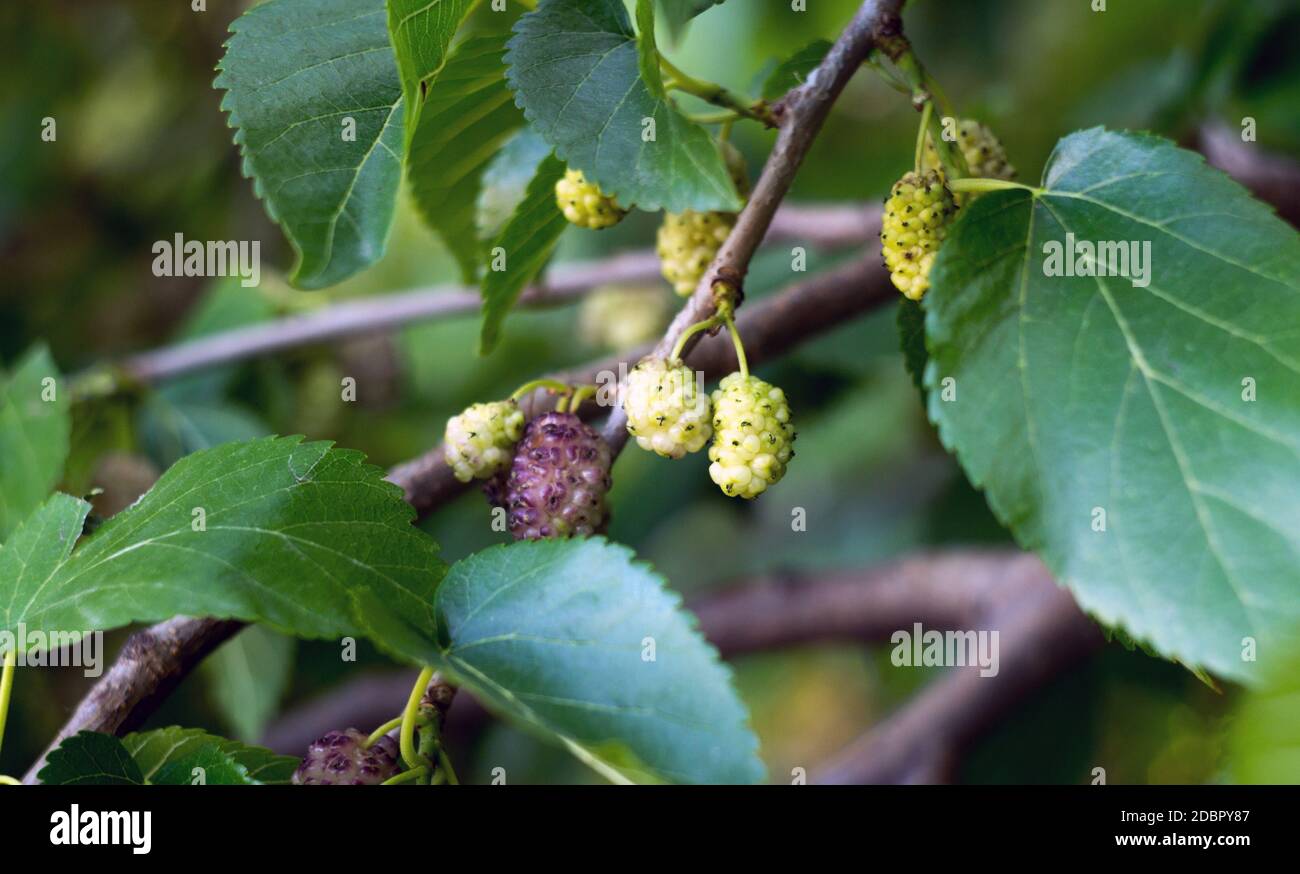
[555, 168, 626, 229]
[444, 400, 525, 483]
[657, 210, 736, 296]
[880, 170, 957, 301]
[708, 372, 795, 499]
[579, 285, 671, 350]
[623, 357, 712, 458]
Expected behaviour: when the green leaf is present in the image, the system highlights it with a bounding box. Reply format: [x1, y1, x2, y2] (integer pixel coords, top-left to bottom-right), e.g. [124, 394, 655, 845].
[897, 298, 928, 394]
[0, 494, 90, 651]
[39, 732, 145, 785]
[478, 152, 568, 354]
[123, 727, 299, 785]
[216, 0, 405, 289]
[635, 0, 666, 99]
[760, 38, 831, 100]
[505, 0, 741, 213]
[386, 0, 477, 146]
[406, 31, 525, 282]
[202, 626, 296, 742]
[925, 128, 1300, 682]
[657, 0, 725, 40]
[477, 126, 554, 241]
[435, 538, 765, 784]
[0, 346, 69, 541]
[138, 395, 269, 469]
[1, 437, 445, 667]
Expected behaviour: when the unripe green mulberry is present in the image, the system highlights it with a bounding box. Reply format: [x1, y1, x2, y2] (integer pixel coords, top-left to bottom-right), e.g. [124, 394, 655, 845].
[579, 285, 671, 350]
[444, 400, 525, 483]
[555, 168, 626, 229]
[923, 119, 1016, 204]
[708, 372, 795, 499]
[623, 357, 712, 458]
[657, 210, 736, 296]
[881, 170, 957, 301]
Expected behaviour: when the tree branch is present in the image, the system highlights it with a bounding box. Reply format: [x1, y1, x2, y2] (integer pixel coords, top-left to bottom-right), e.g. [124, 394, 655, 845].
[601, 0, 908, 448]
[87, 205, 873, 389]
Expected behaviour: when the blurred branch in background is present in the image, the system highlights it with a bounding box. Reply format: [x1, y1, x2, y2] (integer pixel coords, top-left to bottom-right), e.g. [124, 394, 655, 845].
[79, 204, 877, 391]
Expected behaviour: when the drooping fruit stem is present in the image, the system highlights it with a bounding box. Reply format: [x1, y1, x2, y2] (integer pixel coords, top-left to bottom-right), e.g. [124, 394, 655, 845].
[363, 716, 404, 749]
[670, 314, 723, 363]
[511, 378, 570, 401]
[399, 666, 435, 772]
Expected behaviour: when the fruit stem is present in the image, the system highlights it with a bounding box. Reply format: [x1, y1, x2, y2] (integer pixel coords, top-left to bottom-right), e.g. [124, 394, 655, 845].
[722, 312, 749, 379]
[363, 716, 404, 749]
[659, 55, 777, 127]
[913, 99, 933, 175]
[400, 667, 435, 771]
[687, 110, 740, 125]
[569, 384, 597, 413]
[670, 315, 722, 362]
[381, 766, 428, 786]
[511, 378, 570, 400]
[948, 178, 1042, 195]
[0, 648, 15, 764]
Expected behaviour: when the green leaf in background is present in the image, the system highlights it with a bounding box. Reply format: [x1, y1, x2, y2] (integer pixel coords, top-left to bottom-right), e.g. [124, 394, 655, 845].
[385, 0, 476, 148]
[760, 38, 832, 100]
[406, 32, 525, 283]
[657, 0, 726, 41]
[123, 727, 299, 785]
[216, 0, 405, 289]
[38, 732, 144, 785]
[477, 126, 554, 241]
[202, 626, 296, 743]
[138, 395, 270, 469]
[136, 278, 273, 469]
[925, 127, 1300, 682]
[478, 152, 568, 354]
[1230, 642, 1300, 782]
[435, 538, 765, 784]
[1, 437, 445, 667]
[635, 0, 666, 99]
[0, 345, 69, 541]
[505, 0, 741, 213]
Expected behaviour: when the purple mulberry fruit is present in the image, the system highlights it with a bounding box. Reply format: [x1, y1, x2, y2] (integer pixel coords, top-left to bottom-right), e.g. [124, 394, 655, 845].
[292, 729, 401, 785]
[492, 412, 612, 540]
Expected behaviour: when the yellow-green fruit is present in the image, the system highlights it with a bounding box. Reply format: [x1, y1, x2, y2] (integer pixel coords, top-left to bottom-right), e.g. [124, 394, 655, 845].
[708, 372, 795, 499]
[555, 168, 626, 229]
[881, 170, 957, 301]
[624, 357, 712, 458]
[444, 400, 525, 483]
[923, 119, 1016, 204]
[657, 210, 736, 296]
[579, 285, 671, 350]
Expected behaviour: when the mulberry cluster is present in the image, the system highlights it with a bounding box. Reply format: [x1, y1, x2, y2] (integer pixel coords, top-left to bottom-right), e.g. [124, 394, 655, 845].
[623, 357, 712, 458]
[444, 400, 525, 483]
[707, 372, 796, 499]
[293, 729, 401, 786]
[488, 412, 612, 540]
[656, 210, 736, 296]
[579, 285, 671, 350]
[555, 168, 627, 229]
[880, 169, 957, 301]
[923, 118, 1016, 185]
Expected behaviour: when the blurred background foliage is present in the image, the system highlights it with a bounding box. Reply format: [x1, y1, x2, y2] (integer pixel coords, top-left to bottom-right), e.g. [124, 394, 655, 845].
[1, 0, 1295, 783]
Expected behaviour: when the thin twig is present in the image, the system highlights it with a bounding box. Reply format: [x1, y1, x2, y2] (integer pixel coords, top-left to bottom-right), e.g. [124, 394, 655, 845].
[87, 206, 874, 389]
